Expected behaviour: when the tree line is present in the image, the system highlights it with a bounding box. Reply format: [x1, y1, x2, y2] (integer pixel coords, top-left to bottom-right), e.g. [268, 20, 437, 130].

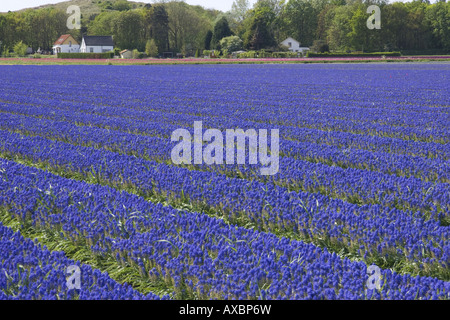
[0, 0, 449, 56]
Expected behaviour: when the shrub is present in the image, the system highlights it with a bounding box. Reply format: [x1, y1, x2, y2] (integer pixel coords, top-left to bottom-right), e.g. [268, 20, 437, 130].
[202, 50, 220, 58]
[219, 36, 243, 53]
[272, 51, 298, 58]
[237, 51, 257, 58]
[13, 41, 28, 57]
[306, 52, 401, 58]
[258, 49, 272, 58]
[145, 39, 158, 58]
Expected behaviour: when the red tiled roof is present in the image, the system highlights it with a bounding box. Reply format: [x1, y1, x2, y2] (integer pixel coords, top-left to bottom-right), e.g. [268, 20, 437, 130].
[54, 34, 72, 45]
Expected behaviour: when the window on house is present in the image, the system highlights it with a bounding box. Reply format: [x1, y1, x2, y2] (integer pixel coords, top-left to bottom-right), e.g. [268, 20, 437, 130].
[69, 41, 72, 47]
[288, 42, 292, 47]
[90, 48, 94, 53]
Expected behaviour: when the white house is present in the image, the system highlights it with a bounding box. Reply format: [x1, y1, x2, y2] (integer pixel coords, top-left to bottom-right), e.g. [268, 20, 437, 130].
[80, 36, 114, 53]
[52, 34, 80, 55]
[280, 37, 309, 55]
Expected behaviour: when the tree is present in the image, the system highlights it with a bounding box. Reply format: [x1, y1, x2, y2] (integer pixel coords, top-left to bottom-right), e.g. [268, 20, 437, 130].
[113, 0, 131, 11]
[326, 5, 353, 51]
[231, 0, 251, 23]
[425, 2, 450, 50]
[311, 39, 329, 52]
[166, 1, 213, 54]
[112, 10, 145, 50]
[244, 8, 276, 50]
[89, 11, 119, 36]
[220, 35, 243, 52]
[316, 4, 337, 40]
[14, 40, 27, 56]
[212, 17, 233, 49]
[145, 39, 158, 57]
[144, 5, 170, 54]
[204, 30, 213, 50]
[281, 0, 319, 47]
[347, 4, 369, 51]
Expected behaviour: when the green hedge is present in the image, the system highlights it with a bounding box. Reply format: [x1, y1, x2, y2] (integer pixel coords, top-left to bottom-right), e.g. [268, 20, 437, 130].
[237, 51, 258, 58]
[202, 50, 220, 58]
[236, 51, 300, 59]
[400, 49, 450, 56]
[57, 52, 114, 59]
[306, 52, 401, 58]
[272, 51, 300, 58]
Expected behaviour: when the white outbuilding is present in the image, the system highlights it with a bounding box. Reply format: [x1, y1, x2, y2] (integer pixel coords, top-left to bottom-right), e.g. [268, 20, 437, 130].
[80, 36, 114, 54]
[120, 49, 133, 59]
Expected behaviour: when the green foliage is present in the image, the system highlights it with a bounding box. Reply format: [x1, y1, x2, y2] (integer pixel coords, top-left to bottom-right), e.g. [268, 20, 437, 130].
[306, 51, 401, 57]
[145, 39, 158, 57]
[132, 49, 145, 59]
[113, 0, 131, 11]
[258, 49, 272, 58]
[57, 52, 114, 59]
[236, 50, 299, 58]
[237, 50, 257, 58]
[244, 7, 275, 50]
[425, 2, 450, 51]
[195, 49, 200, 58]
[166, 1, 214, 54]
[281, 0, 323, 47]
[204, 30, 213, 50]
[311, 40, 329, 53]
[112, 10, 145, 51]
[272, 51, 299, 58]
[13, 41, 28, 57]
[145, 5, 170, 54]
[219, 35, 243, 52]
[1, 0, 449, 56]
[212, 17, 233, 49]
[202, 49, 220, 58]
[221, 49, 230, 58]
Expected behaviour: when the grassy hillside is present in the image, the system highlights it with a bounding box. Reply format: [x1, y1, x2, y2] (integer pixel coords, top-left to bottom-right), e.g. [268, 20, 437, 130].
[3, 0, 152, 16]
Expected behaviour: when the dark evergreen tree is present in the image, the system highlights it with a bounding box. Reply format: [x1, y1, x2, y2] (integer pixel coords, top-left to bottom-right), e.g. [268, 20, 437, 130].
[149, 5, 170, 54]
[204, 30, 213, 50]
[211, 17, 232, 49]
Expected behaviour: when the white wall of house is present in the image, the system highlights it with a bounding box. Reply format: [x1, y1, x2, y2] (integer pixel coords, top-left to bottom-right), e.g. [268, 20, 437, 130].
[52, 44, 80, 54]
[80, 41, 113, 53]
[281, 37, 301, 52]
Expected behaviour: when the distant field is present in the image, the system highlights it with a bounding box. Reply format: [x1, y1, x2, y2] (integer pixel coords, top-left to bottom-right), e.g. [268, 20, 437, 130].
[0, 63, 449, 300]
